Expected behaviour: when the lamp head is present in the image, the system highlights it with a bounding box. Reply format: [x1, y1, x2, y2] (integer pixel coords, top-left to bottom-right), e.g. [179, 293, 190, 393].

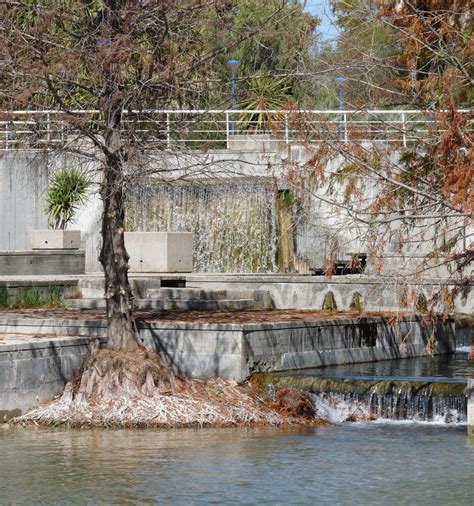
[226, 59, 241, 73]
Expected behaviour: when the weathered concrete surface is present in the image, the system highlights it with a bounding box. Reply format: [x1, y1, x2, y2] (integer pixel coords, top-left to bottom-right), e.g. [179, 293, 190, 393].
[0, 314, 456, 416]
[468, 379, 474, 437]
[0, 334, 99, 420]
[31, 230, 81, 250]
[125, 232, 194, 273]
[0, 250, 85, 276]
[185, 274, 474, 315]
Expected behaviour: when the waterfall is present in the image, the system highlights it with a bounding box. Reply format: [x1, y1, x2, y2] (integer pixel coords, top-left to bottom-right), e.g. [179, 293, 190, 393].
[125, 181, 277, 273]
[310, 390, 466, 425]
[260, 375, 467, 425]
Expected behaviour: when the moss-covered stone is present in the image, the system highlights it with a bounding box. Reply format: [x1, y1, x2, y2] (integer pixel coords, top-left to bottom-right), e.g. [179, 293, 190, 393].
[322, 291, 337, 312]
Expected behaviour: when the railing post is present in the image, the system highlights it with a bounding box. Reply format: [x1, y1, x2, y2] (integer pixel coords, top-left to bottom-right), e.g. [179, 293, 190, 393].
[46, 112, 51, 146]
[5, 122, 9, 151]
[285, 112, 289, 144]
[343, 111, 348, 142]
[402, 112, 407, 148]
[226, 111, 230, 149]
[166, 112, 171, 149]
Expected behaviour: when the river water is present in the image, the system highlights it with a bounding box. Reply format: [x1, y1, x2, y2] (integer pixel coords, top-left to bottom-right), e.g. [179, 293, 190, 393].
[1, 424, 473, 505]
[288, 351, 474, 380]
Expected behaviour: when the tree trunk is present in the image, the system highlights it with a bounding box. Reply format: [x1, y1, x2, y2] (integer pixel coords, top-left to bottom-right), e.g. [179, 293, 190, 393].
[99, 153, 141, 351]
[99, 100, 142, 350]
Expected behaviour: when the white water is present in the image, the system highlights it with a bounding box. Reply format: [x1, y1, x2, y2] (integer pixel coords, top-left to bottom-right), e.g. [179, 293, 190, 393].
[311, 392, 466, 426]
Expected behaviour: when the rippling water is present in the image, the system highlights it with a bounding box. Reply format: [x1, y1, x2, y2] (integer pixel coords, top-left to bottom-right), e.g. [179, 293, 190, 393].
[290, 352, 474, 380]
[1, 425, 473, 505]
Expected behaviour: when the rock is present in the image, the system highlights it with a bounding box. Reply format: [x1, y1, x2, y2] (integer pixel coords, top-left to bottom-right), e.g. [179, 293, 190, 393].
[276, 388, 315, 419]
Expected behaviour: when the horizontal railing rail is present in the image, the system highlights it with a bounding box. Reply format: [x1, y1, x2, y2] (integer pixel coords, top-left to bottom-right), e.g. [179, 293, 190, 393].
[0, 109, 471, 151]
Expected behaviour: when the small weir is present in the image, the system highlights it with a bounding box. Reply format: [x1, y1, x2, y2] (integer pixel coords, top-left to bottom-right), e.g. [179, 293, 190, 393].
[259, 350, 471, 425]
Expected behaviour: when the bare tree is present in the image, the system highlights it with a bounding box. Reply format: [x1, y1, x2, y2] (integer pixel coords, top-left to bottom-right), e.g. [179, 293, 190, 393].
[0, 0, 318, 398]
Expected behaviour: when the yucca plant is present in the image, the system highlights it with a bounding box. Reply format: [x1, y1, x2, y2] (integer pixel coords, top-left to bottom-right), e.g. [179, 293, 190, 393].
[45, 168, 90, 230]
[237, 77, 292, 132]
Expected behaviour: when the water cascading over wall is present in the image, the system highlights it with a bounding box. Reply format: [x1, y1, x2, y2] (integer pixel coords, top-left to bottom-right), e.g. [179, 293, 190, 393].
[125, 180, 278, 273]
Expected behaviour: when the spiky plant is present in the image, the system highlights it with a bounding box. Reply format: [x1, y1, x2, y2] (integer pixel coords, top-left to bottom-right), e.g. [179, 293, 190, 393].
[45, 168, 90, 230]
[237, 77, 292, 132]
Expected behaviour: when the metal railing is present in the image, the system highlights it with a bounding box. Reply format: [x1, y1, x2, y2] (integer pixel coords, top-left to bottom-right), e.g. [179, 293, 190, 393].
[0, 109, 471, 151]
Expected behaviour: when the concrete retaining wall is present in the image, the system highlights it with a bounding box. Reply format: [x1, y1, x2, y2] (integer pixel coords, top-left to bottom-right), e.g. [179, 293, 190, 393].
[0, 336, 98, 421]
[0, 315, 456, 417]
[0, 250, 85, 276]
[186, 274, 474, 315]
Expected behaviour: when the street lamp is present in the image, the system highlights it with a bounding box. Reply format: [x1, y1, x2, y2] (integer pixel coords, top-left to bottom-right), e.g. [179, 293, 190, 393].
[335, 76, 347, 141]
[226, 59, 240, 135]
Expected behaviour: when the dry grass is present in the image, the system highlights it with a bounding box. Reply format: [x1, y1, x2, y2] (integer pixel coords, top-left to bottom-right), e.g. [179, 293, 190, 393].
[13, 349, 327, 429]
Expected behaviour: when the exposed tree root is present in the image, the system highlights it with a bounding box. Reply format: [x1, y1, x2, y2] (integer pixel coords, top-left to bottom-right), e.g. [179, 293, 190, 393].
[64, 348, 175, 403]
[12, 349, 328, 429]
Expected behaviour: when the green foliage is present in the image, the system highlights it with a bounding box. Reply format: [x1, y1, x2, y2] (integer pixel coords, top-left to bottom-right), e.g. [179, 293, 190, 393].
[416, 293, 428, 313]
[45, 168, 90, 230]
[322, 291, 337, 312]
[3, 286, 65, 310]
[238, 77, 292, 131]
[350, 292, 363, 312]
[0, 287, 8, 309]
[278, 190, 295, 209]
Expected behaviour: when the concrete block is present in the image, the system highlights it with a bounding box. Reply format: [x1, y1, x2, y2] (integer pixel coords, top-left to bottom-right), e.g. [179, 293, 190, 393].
[125, 232, 193, 273]
[0, 250, 85, 275]
[31, 230, 81, 250]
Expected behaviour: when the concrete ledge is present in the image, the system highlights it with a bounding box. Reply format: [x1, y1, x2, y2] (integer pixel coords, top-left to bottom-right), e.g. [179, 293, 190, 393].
[0, 314, 456, 416]
[186, 274, 473, 314]
[0, 250, 85, 276]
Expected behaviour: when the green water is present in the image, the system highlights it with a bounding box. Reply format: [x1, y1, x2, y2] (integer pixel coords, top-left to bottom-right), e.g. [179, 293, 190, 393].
[1, 425, 473, 505]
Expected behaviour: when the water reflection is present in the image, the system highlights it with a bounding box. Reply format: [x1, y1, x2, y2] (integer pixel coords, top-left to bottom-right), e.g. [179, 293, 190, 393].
[292, 352, 474, 380]
[1, 426, 473, 504]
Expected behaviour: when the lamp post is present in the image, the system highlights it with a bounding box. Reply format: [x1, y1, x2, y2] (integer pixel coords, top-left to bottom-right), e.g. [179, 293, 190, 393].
[226, 59, 240, 135]
[335, 76, 347, 141]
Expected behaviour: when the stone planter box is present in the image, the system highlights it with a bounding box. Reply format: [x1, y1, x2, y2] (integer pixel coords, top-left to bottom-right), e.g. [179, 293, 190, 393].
[125, 232, 193, 273]
[31, 230, 81, 250]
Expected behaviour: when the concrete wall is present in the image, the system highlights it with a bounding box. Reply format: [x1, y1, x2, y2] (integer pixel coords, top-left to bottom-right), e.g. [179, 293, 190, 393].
[0, 250, 85, 276]
[0, 153, 102, 272]
[0, 336, 98, 420]
[1, 150, 468, 277]
[0, 315, 456, 417]
[0, 154, 49, 251]
[186, 274, 474, 315]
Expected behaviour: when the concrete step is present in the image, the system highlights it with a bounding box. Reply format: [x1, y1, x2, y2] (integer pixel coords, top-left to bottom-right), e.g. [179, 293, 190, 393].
[78, 276, 186, 298]
[145, 287, 257, 301]
[65, 298, 257, 311]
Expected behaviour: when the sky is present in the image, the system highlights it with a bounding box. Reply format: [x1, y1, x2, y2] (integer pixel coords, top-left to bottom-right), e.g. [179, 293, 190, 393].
[304, 1, 340, 42]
